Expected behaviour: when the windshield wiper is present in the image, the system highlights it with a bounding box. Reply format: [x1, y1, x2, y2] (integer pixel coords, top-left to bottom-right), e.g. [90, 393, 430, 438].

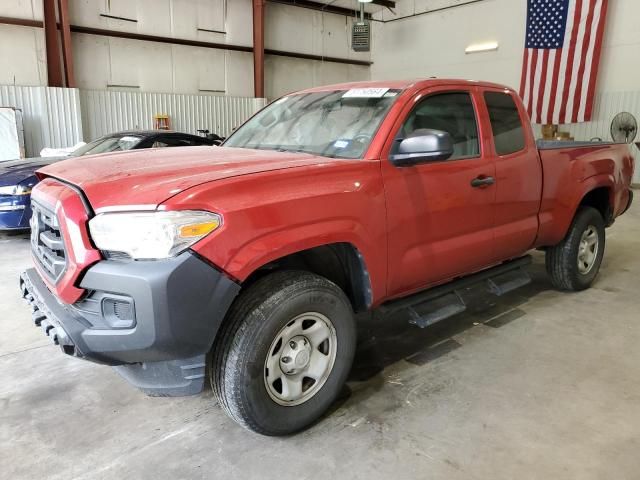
[241, 145, 337, 158]
[272, 147, 313, 155]
[282, 148, 337, 158]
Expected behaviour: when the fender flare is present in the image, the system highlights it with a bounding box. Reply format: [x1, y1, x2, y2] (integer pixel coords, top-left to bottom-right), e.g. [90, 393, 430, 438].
[220, 219, 383, 305]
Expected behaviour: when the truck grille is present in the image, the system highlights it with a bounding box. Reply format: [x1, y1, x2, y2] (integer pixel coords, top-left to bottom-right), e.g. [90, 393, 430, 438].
[30, 200, 67, 282]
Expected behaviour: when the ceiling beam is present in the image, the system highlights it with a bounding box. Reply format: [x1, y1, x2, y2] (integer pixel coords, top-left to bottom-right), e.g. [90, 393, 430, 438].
[0, 15, 42, 27]
[0, 17, 372, 67]
[266, 0, 372, 19]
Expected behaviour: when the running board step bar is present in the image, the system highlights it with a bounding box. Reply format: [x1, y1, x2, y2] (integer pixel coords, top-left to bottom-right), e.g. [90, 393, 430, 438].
[380, 256, 532, 328]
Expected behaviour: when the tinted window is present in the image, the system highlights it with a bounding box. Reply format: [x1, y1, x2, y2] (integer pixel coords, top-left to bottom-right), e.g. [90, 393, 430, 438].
[71, 135, 142, 156]
[394, 92, 479, 160]
[484, 92, 525, 155]
[152, 137, 200, 148]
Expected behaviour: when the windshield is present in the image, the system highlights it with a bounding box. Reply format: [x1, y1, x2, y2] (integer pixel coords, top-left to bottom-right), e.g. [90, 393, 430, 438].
[224, 89, 401, 159]
[71, 135, 143, 157]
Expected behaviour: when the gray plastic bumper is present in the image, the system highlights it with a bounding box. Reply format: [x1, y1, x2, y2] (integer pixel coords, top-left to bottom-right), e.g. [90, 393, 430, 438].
[19, 252, 240, 396]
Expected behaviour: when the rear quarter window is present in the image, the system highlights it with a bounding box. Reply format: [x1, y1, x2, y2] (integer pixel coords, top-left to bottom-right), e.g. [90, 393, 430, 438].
[484, 92, 526, 156]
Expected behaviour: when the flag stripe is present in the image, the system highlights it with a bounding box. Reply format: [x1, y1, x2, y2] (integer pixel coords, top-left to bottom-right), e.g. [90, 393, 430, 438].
[577, 0, 602, 121]
[560, 0, 583, 123]
[551, 0, 576, 123]
[527, 49, 539, 118]
[552, 0, 576, 124]
[560, 0, 584, 123]
[545, 49, 561, 123]
[572, 0, 597, 122]
[585, 0, 608, 120]
[520, 48, 530, 99]
[536, 50, 550, 124]
[532, 51, 544, 123]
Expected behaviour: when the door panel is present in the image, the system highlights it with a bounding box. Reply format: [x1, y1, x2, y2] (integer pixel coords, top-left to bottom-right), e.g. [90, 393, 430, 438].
[482, 89, 543, 261]
[381, 87, 497, 298]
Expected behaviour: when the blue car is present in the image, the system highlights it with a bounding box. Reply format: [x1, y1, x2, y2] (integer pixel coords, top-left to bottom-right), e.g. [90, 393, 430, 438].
[0, 130, 215, 230]
[0, 156, 62, 230]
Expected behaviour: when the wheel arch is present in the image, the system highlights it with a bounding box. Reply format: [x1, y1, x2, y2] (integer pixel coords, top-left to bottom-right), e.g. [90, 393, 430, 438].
[578, 185, 613, 225]
[537, 175, 615, 247]
[241, 243, 373, 313]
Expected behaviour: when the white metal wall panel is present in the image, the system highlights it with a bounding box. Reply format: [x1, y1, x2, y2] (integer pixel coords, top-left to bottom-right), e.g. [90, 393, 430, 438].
[80, 90, 267, 141]
[0, 86, 83, 158]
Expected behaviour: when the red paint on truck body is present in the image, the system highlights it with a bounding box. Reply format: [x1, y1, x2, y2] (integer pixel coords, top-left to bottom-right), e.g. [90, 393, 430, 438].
[30, 178, 101, 304]
[34, 79, 634, 306]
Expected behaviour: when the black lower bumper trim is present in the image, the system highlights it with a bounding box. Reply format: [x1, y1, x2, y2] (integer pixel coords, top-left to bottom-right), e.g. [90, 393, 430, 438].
[19, 252, 241, 396]
[20, 270, 84, 358]
[113, 355, 207, 397]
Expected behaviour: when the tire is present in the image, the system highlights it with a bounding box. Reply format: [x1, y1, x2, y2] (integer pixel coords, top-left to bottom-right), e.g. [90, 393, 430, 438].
[211, 270, 356, 435]
[545, 206, 606, 291]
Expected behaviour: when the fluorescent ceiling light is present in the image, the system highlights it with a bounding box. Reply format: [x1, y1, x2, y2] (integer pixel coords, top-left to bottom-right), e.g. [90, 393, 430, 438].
[358, 0, 373, 2]
[465, 42, 499, 54]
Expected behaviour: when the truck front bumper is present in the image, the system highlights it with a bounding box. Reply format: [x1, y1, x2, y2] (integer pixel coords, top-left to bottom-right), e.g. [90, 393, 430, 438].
[19, 252, 240, 396]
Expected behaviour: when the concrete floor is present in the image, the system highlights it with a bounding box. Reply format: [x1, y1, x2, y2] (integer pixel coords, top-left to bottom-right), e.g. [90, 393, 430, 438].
[2, 201, 640, 480]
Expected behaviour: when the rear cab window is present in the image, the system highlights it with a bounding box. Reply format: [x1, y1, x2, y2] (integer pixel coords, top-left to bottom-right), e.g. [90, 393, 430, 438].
[484, 92, 526, 156]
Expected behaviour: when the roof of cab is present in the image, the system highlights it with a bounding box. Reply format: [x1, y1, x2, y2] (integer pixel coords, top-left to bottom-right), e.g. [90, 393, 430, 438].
[295, 78, 514, 95]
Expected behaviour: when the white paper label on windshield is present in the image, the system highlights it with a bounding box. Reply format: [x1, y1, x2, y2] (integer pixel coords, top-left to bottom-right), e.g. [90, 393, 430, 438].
[342, 88, 389, 98]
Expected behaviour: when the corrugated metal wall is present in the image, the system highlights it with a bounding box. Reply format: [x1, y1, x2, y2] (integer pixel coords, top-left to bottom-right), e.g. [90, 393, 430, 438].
[0, 86, 83, 158]
[79, 90, 267, 141]
[0, 85, 267, 157]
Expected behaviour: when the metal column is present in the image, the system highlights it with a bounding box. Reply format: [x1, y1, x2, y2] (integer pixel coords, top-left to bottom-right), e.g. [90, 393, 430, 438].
[252, 0, 265, 98]
[43, 0, 63, 87]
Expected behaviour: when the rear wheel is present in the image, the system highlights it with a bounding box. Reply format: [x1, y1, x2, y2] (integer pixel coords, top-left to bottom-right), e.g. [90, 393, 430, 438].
[545, 206, 605, 291]
[211, 270, 356, 435]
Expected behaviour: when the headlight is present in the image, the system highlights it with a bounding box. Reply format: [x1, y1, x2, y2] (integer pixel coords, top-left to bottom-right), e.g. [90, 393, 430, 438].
[88, 210, 222, 260]
[0, 183, 33, 195]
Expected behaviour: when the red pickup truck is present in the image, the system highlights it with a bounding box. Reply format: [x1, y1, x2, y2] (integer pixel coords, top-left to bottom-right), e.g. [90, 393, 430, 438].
[20, 79, 634, 435]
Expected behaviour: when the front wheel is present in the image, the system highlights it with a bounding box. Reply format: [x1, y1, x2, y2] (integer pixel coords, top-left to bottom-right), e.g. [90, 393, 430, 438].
[545, 206, 606, 291]
[211, 271, 356, 435]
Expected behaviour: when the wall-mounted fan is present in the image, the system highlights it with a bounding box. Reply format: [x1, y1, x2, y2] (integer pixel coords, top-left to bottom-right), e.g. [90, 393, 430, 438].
[610, 112, 638, 144]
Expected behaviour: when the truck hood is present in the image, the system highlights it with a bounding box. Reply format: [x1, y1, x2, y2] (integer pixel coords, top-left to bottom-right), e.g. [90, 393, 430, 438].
[37, 146, 339, 211]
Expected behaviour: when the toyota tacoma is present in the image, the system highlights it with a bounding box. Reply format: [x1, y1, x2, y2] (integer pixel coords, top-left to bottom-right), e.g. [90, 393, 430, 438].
[19, 79, 635, 435]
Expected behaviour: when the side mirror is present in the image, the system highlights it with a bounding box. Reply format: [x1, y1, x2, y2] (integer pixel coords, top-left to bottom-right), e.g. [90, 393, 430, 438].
[389, 129, 454, 167]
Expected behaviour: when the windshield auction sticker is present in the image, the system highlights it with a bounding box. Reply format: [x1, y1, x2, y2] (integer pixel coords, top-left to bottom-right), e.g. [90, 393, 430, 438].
[342, 88, 389, 98]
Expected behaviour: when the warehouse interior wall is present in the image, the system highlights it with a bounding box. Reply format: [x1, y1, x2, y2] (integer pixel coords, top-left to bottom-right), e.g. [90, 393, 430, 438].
[1, 0, 637, 102]
[0, 0, 371, 99]
[371, 0, 640, 94]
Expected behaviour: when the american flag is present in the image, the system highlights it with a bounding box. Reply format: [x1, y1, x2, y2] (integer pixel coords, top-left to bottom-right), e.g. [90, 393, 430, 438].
[520, 0, 608, 125]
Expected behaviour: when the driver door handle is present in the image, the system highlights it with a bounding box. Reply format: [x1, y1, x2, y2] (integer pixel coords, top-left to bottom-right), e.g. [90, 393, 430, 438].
[470, 176, 495, 188]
